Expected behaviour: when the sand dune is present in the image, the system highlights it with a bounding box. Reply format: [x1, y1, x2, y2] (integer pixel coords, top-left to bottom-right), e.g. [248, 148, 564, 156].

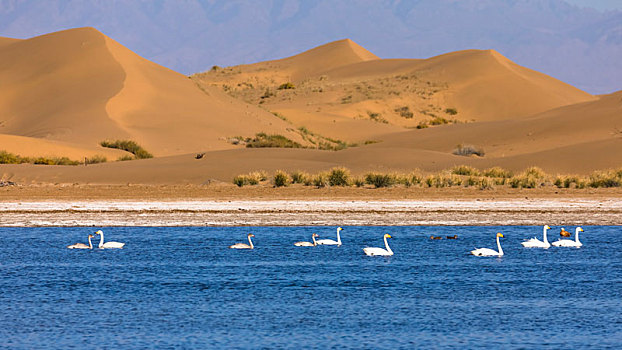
[1, 31, 619, 186]
[0, 27, 302, 159]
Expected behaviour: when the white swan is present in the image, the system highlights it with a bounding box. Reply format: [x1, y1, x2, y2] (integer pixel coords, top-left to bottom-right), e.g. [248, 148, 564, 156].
[294, 233, 319, 247]
[521, 225, 551, 248]
[470, 233, 504, 257]
[95, 230, 125, 249]
[67, 234, 94, 249]
[229, 233, 255, 249]
[363, 234, 393, 256]
[316, 227, 343, 246]
[552, 227, 584, 247]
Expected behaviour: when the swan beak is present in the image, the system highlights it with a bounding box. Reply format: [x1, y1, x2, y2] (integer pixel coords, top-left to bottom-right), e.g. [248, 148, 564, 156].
[386, 234, 392, 238]
[579, 228, 584, 232]
[545, 225, 551, 229]
[498, 233, 504, 238]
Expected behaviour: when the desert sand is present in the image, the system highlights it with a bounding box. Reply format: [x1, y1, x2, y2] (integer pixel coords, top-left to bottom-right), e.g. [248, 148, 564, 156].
[0, 28, 620, 207]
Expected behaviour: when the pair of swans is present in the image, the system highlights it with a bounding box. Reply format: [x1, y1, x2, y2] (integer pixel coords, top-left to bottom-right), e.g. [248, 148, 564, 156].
[230, 228, 344, 250]
[521, 225, 584, 248]
[66, 230, 125, 249]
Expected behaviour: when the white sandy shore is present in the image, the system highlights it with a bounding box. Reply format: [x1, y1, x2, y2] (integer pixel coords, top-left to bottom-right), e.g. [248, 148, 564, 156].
[0, 199, 621, 226]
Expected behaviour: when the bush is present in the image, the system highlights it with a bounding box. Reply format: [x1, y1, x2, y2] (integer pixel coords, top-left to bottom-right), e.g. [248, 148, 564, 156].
[451, 165, 480, 176]
[425, 174, 462, 188]
[233, 175, 249, 187]
[272, 170, 291, 187]
[394, 106, 413, 119]
[33, 157, 80, 166]
[352, 176, 366, 187]
[100, 140, 153, 159]
[277, 82, 295, 90]
[290, 171, 309, 184]
[245, 133, 302, 148]
[445, 108, 458, 115]
[312, 172, 329, 188]
[429, 116, 450, 125]
[328, 167, 351, 186]
[365, 173, 396, 188]
[0, 151, 28, 164]
[453, 144, 485, 157]
[117, 155, 135, 161]
[589, 170, 621, 188]
[483, 167, 512, 178]
[85, 155, 107, 164]
[509, 168, 547, 189]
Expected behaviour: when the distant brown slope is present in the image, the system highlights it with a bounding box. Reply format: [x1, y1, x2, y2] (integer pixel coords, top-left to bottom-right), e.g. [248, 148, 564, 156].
[0, 27, 303, 158]
[193, 42, 595, 144]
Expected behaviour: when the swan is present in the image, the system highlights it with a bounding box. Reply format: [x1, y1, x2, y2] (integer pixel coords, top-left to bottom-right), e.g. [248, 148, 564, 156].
[294, 233, 319, 247]
[521, 225, 551, 248]
[560, 228, 571, 237]
[95, 230, 125, 249]
[470, 233, 504, 257]
[363, 234, 393, 256]
[552, 227, 584, 247]
[67, 234, 94, 249]
[229, 233, 255, 249]
[316, 227, 343, 246]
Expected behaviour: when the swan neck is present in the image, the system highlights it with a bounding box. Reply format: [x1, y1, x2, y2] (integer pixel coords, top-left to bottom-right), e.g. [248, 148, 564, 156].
[88, 236, 93, 249]
[98, 232, 104, 248]
[248, 235, 254, 249]
[384, 236, 393, 254]
[543, 226, 549, 243]
[336, 229, 341, 244]
[575, 228, 581, 243]
[312, 235, 317, 246]
[496, 235, 503, 255]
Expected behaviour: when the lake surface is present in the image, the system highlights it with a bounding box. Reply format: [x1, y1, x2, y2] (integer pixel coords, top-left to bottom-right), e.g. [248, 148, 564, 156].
[1, 226, 620, 349]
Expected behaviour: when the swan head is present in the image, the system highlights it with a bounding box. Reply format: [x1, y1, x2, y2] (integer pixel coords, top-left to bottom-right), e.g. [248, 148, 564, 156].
[496, 233, 504, 238]
[247, 233, 255, 238]
[88, 234, 94, 238]
[577, 227, 584, 232]
[544, 225, 551, 230]
[337, 227, 343, 232]
[384, 234, 392, 239]
[312, 233, 319, 237]
[94, 230, 103, 235]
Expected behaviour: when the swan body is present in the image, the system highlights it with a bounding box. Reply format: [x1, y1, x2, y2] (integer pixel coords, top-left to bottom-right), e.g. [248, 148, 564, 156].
[316, 227, 343, 246]
[552, 227, 583, 247]
[229, 233, 255, 249]
[294, 233, 319, 247]
[67, 234, 94, 249]
[95, 230, 125, 249]
[471, 233, 504, 257]
[363, 234, 393, 256]
[521, 225, 551, 248]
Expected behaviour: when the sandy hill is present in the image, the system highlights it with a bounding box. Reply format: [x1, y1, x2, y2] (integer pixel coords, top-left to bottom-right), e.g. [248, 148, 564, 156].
[4, 90, 620, 185]
[192, 41, 595, 145]
[0, 27, 301, 159]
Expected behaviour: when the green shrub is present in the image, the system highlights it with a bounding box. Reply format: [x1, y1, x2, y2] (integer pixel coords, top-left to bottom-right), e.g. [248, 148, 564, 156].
[394, 106, 413, 119]
[277, 82, 295, 90]
[328, 167, 351, 186]
[33, 157, 80, 166]
[233, 175, 249, 187]
[445, 108, 458, 115]
[365, 173, 396, 188]
[429, 116, 450, 125]
[416, 121, 429, 129]
[0, 151, 28, 164]
[453, 144, 485, 157]
[272, 170, 291, 187]
[509, 168, 547, 189]
[290, 171, 309, 184]
[100, 140, 153, 159]
[312, 172, 329, 188]
[589, 170, 621, 188]
[117, 155, 135, 161]
[483, 167, 512, 178]
[451, 165, 480, 176]
[353, 176, 366, 187]
[85, 155, 107, 164]
[245, 133, 302, 148]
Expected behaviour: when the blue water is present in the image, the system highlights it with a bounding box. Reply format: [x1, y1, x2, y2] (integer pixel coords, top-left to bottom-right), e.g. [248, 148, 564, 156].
[1, 226, 621, 349]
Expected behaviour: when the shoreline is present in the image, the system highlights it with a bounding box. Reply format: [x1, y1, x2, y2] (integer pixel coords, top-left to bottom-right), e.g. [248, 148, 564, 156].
[2, 198, 621, 227]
